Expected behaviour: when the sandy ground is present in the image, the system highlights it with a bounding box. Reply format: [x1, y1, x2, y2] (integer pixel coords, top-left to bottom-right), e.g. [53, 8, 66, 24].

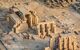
[0, 0, 80, 50]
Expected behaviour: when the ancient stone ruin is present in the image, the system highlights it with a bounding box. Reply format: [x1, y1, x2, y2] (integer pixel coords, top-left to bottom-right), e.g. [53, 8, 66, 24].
[0, 0, 79, 50]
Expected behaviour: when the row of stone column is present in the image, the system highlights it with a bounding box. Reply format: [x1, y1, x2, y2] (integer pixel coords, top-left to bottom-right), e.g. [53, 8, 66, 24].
[25, 13, 38, 27]
[37, 22, 55, 38]
[49, 34, 77, 50]
[59, 35, 77, 50]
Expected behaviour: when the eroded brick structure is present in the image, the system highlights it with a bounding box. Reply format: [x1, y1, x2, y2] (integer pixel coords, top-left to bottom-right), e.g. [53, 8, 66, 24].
[6, 13, 28, 33]
[6, 6, 39, 33]
[6, 7, 28, 33]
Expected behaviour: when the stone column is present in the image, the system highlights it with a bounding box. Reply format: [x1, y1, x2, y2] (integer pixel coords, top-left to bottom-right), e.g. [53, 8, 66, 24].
[26, 14, 33, 27]
[47, 23, 51, 35]
[73, 35, 77, 50]
[44, 23, 47, 36]
[50, 23, 54, 33]
[50, 38, 55, 50]
[37, 24, 41, 37]
[40, 24, 43, 38]
[69, 36, 73, 50]
[35, 16, 38, 25]
[53, 23, 56, 34]
[32, 15, 35, 26]
[42, 24, 46, 38]
[30, 15, 33, 27]
[59, 37, 63, 50]
[74, 41, 77, 50]
[64, 37, 68, 50]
